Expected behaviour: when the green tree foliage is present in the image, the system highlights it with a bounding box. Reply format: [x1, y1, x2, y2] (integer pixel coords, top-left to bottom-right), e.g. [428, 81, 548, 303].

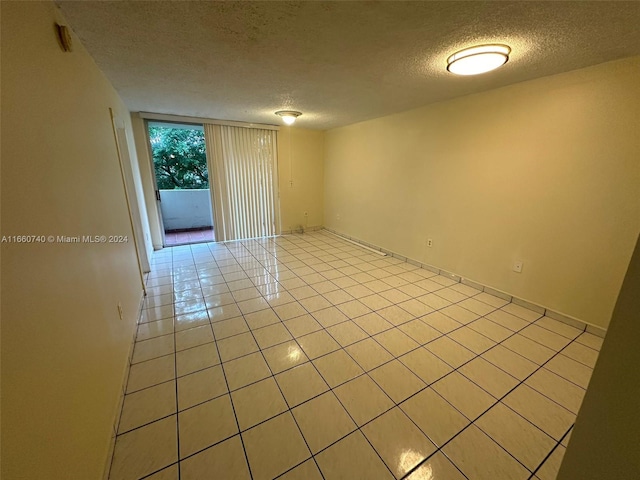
[149, 126, 209, 190]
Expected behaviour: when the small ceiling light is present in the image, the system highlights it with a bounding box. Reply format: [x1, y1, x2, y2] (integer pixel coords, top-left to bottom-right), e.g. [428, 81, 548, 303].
[447, 44, 510, 75]
[275, 110, 302, 125]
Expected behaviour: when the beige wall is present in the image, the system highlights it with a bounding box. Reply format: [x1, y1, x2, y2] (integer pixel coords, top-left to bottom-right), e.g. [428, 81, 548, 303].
[324, 57, 640, 328]
[1, 2, 143, 479]
[277, 126, 325, 232]
[557, 234, 640, 478]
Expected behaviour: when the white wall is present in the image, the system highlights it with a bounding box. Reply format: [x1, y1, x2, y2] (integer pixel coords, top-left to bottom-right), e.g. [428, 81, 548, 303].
[160, 189, 213, 230]
[1, 2, 143, 478]
[324, 57, 640, 328]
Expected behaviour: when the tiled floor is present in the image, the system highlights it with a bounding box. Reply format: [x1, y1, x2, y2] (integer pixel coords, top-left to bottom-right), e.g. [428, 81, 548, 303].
[165, 228, 215, 246]
[110, 230, 603, 480]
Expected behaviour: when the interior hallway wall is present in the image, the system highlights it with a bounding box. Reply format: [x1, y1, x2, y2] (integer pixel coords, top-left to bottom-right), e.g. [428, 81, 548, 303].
[324, 57, 640, 329]
[1, 2, 144, 478]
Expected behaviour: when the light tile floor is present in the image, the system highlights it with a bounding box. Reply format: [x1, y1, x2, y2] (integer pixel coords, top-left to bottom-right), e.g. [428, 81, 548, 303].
[109, 230, 602, 480]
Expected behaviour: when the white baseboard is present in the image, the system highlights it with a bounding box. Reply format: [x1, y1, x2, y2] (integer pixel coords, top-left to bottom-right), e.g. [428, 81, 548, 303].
[320, 228, 607, 337]
[103, 288, 145, 480]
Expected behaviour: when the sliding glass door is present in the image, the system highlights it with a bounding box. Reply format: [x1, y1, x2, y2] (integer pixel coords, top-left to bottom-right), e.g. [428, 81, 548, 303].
[147, 121, 215, 246]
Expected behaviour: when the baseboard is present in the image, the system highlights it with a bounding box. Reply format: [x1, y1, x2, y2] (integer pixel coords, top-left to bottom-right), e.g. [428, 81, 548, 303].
[320, 228, 608, 337]
[281, 224, 323, 235]
[103, 289, 145, 480]
[585, 324, 607, 338]
[102, 433, 117, 480]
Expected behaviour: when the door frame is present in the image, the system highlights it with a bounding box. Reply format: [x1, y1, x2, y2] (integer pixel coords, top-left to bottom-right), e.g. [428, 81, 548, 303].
[143, 119, 168, 248]
[110, 109, 148, 293]
[144, 120, 215, 247]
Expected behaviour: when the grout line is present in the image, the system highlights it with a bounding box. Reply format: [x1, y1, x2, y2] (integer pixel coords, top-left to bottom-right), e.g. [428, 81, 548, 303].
[528, 425, 573, 480]
[222, 234, 405, 476]
[196, 247, 256, 480]
[237, 309, 327, 478]
[139, 238, 586, 400]
[114, 231, 592, 479]
[243, 241, 528, 474]
[171, 263, 182, 480]
[323, 229, 600, 335]
[138, 463, 180, 479]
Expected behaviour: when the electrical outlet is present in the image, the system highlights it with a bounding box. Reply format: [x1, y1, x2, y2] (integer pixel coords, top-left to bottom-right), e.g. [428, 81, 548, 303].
[427, 238, 433, 247]
[117, 302, 123, 320]
[336, 213, 341, 220]
[289, 180, 294, 187]
[513, 261, 523, 273]
[304, 211, 308, 217]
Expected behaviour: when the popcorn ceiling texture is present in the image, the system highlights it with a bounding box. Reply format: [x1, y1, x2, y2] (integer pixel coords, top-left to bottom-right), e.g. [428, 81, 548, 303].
[57, 1, 640, 129]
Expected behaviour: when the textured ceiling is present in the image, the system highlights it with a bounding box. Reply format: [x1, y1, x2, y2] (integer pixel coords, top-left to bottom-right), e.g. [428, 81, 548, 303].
[57, 1, 640, 130]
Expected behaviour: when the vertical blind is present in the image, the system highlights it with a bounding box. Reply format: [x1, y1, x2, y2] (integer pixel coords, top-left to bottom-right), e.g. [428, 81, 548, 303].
[204, 124, 279, 241]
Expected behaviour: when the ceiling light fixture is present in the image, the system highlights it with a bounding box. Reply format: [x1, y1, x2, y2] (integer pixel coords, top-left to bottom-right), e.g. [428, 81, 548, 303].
[275, 110, 302, 125]
[447, 44, 510, 75]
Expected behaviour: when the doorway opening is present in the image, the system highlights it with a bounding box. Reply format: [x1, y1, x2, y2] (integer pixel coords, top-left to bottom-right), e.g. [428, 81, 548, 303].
[147, 121, 215, 246]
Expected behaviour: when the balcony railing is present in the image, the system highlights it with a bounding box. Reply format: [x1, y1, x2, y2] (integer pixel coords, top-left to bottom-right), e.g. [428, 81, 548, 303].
[160, 189, 213, 231]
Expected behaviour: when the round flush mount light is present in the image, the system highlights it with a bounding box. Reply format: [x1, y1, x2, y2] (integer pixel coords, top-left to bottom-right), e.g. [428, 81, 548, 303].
[447, 44, 510, 75]
[275, 110, 302, 125]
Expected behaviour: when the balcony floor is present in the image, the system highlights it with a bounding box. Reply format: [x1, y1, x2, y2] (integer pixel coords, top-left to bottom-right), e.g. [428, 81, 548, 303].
[164, 227, 214, 246]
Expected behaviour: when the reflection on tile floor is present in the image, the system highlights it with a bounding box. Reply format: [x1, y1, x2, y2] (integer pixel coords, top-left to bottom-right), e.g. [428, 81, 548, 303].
[164, 228, 215, 247]
[109, 230, 602, 479]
